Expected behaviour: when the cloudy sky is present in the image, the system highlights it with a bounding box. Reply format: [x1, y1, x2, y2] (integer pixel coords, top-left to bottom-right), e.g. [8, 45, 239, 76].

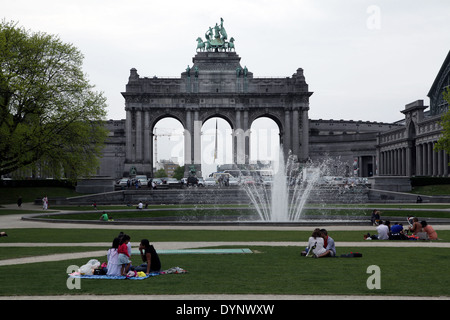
[3, 0, 450, 175]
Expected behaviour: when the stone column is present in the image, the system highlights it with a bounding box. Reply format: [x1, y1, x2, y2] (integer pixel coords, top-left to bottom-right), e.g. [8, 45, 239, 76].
[416, 144, 422, 176]
[135, 109, 143, 162]
[284, 109, 291, 158]
[125, 108, 133, 162]
[423, 143, 428, 176]
[193, 109, 202, 176]
[432, 142, 438, 176]
[404, 147, 409, 176]
[243, 109, 249, 164]
[302, 109, 309, 161]
[292, 108, 299, 158]
[184, 109, 192, 167]
[143, 111, 151, 163]
[234, 109, 245, 165]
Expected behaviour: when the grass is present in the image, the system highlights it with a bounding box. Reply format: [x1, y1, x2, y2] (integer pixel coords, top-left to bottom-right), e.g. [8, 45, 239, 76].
[1, 186, 450, 297]
[1, 246, 449, 296]
[411, 184, 450, 196]
[1, 228, 449, 244]
[1, 228, 449, 297]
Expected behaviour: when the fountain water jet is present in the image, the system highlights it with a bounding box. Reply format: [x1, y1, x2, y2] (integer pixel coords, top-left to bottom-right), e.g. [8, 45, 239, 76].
[242, 147, 324, 222]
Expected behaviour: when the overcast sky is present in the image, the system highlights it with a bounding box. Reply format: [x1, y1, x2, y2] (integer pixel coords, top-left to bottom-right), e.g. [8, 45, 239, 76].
[3, 0, 450, 175]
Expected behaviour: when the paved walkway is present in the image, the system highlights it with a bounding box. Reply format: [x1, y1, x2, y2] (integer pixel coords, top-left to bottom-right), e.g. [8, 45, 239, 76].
[1, 203, 450, 300]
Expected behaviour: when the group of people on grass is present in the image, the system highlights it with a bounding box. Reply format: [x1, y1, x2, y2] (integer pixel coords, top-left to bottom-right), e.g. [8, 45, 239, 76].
[106, 232, 161, 276]
[304, 228, 336, 258]
[366, 211, 438, 240]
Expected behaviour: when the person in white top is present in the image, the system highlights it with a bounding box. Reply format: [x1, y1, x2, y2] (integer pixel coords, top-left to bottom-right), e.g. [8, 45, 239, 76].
[376, 221, 389, 240]
[106, 238, 121, 276]
[307, 228, 327, 257]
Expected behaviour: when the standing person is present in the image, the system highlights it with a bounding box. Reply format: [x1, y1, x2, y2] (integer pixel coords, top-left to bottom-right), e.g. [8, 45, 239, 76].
[307, 228, 326, 257]
[17, 196, 22, 208]
[135, 239, 161, 274]
[318, 229, 336, 257]
[117, 235, 131, 276]
[42, 196, 48, 210]
[106, 238, 121, 276]
[421, 221, 438, 240]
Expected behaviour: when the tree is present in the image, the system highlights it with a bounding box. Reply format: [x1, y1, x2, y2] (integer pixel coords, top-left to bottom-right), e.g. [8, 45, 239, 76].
[0, 21, 108, 180]
[154, 168, 167, 178]
[435, 87, 450, 156]
[173, 165, 185, 180]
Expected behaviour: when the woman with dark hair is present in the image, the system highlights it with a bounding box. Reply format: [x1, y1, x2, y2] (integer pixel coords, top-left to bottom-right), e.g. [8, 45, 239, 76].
[135, 239, 161, 274]
[106, 237, 121, 276]
[307, 228, 326, 257]
[421, 221, 438, 240]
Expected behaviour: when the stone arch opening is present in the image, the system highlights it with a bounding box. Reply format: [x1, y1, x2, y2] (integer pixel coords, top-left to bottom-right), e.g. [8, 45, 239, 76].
[250, 117, 281, 164]
[201, 116, 233, 177]
[152, 117, 185, 176]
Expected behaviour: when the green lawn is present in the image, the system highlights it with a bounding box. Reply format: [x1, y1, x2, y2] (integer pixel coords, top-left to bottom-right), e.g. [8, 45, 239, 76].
[1, 228, 449, 244]
[1, 246, 449, 297]
[1, 186, 449, 297]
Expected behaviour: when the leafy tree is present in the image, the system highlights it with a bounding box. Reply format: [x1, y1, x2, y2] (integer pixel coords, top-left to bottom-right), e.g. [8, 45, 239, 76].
[435, 87, 450, 155]
[154, 168, 167, 178]
[0, 21, 108, 179]
[173, 165, 185, 180]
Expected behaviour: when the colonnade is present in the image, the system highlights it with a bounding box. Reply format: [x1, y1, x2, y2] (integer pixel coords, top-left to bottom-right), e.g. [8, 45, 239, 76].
[379, 141, 450, 177]
[415, 141, 450, 177]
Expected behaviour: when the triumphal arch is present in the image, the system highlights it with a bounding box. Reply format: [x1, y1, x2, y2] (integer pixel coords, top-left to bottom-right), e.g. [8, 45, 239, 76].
[121, 18, 313, 177]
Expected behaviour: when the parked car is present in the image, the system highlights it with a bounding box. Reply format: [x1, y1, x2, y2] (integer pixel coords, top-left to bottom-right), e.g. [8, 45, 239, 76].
[135, 175, 148, 186]
[240, 176, 255, 185]
[167, 178, 180, 184]
[151, 178, 163, 187]
[261, 177, 273, 186]
[197, 177, 204, 187]
[116, 178, 128, 186]
[228, 177, 239, 186]
[116, 178, 129, 186]
[204, 177, 217, 187]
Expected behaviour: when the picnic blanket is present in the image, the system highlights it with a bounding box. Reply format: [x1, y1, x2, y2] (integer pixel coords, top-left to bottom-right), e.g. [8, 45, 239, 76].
[68, 266, 187, 280]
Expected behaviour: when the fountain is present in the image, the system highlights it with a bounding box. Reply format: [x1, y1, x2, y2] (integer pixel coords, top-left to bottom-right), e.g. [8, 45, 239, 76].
[241, 148, 324, 222]
[25, 145, 371, 226]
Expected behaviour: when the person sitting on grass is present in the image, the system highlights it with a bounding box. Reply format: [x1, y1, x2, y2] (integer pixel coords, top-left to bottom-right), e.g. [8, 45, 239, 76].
[106, 237, 121, 276]
[306, 228, 326, 257]
[421, 220, 438, 240]
[134, 239, 161, 274]
[389, 223, 408, 240]
[376, 220, 389, 240]
[371, 209, 381, 226]
[314, 229, 336, 258]
[409, 217, 423, 235]
[99, 211, 109, 221]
